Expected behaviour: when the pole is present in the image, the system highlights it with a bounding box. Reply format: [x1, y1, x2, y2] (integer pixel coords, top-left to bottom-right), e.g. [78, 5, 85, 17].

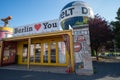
[27, 38, 31, 69]
[69, 31, 75, 72]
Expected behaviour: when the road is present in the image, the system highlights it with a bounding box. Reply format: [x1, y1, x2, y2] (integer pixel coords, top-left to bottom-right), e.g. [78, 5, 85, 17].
[0, 61, 120, 80]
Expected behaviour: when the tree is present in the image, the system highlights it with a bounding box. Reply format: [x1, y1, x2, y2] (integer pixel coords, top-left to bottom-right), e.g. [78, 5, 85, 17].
[89, 14, 113, 60]
[111, 7, 120, 48]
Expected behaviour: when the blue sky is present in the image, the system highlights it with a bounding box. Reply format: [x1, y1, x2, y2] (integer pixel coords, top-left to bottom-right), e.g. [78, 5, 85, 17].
[0, 0, 120, 27]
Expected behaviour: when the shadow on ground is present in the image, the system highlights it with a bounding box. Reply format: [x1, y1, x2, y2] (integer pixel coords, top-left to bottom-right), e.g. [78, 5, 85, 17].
[55, 61, 120, 80]
[0, 60, 120, 80]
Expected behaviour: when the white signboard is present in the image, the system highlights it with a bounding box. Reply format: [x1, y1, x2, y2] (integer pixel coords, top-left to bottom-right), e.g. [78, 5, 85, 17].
[13, 19, 61, 37]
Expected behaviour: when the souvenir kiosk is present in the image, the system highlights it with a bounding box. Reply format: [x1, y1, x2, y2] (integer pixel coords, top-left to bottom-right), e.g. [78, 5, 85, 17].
[0, 16, 14, 66]
[0, 1, 94, 75]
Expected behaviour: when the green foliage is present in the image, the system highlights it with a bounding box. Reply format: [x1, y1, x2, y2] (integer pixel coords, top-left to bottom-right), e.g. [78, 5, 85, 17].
[116, 8, 120, 20]
[111, 7, 120, 48]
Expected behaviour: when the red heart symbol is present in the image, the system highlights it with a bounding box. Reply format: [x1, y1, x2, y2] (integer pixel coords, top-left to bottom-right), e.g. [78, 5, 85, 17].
[34, 24, 41, 31]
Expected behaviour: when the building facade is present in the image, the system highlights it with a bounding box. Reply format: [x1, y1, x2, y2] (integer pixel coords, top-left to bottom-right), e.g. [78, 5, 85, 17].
[0, 1, 94, 75]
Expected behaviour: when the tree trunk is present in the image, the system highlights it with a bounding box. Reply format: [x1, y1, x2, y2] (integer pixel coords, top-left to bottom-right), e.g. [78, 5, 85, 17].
[95, 50, 99, 61]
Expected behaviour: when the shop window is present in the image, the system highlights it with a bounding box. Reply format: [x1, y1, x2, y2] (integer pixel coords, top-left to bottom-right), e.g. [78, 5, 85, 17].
[30, 44, 34, 62]
[50, 42, 56, 63]
[58, 42, 66, 63]
[22, 44, 28, 62]
[43, 43, 48, 63]
[30, 44, 41, 63]
[3, 45, 10, 63]
[3, 42, 17, 64]
[35, 44, 41, 63]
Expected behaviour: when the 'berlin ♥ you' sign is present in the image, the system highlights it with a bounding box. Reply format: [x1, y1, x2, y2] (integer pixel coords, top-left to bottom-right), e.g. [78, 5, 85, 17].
[13, 19, 60, 37]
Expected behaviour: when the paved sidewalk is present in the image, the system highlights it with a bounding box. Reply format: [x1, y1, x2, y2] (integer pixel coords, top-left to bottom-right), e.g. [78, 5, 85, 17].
[0, 61, 120, 80]
[0, 65, 67, 73]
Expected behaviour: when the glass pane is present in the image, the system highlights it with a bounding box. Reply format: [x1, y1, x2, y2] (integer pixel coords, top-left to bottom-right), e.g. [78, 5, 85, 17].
[58, 42, 66, 63]
[35, 44, 41, 63]
[3, 43, 16, 63]
[22, 44, 28, 62]
[50, 42, 56, 63]
[30, 44, 34, 62]
[43, 43, 48, 63]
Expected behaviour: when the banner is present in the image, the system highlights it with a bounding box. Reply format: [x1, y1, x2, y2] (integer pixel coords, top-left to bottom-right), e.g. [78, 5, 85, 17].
[13, 19, 61, 37]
